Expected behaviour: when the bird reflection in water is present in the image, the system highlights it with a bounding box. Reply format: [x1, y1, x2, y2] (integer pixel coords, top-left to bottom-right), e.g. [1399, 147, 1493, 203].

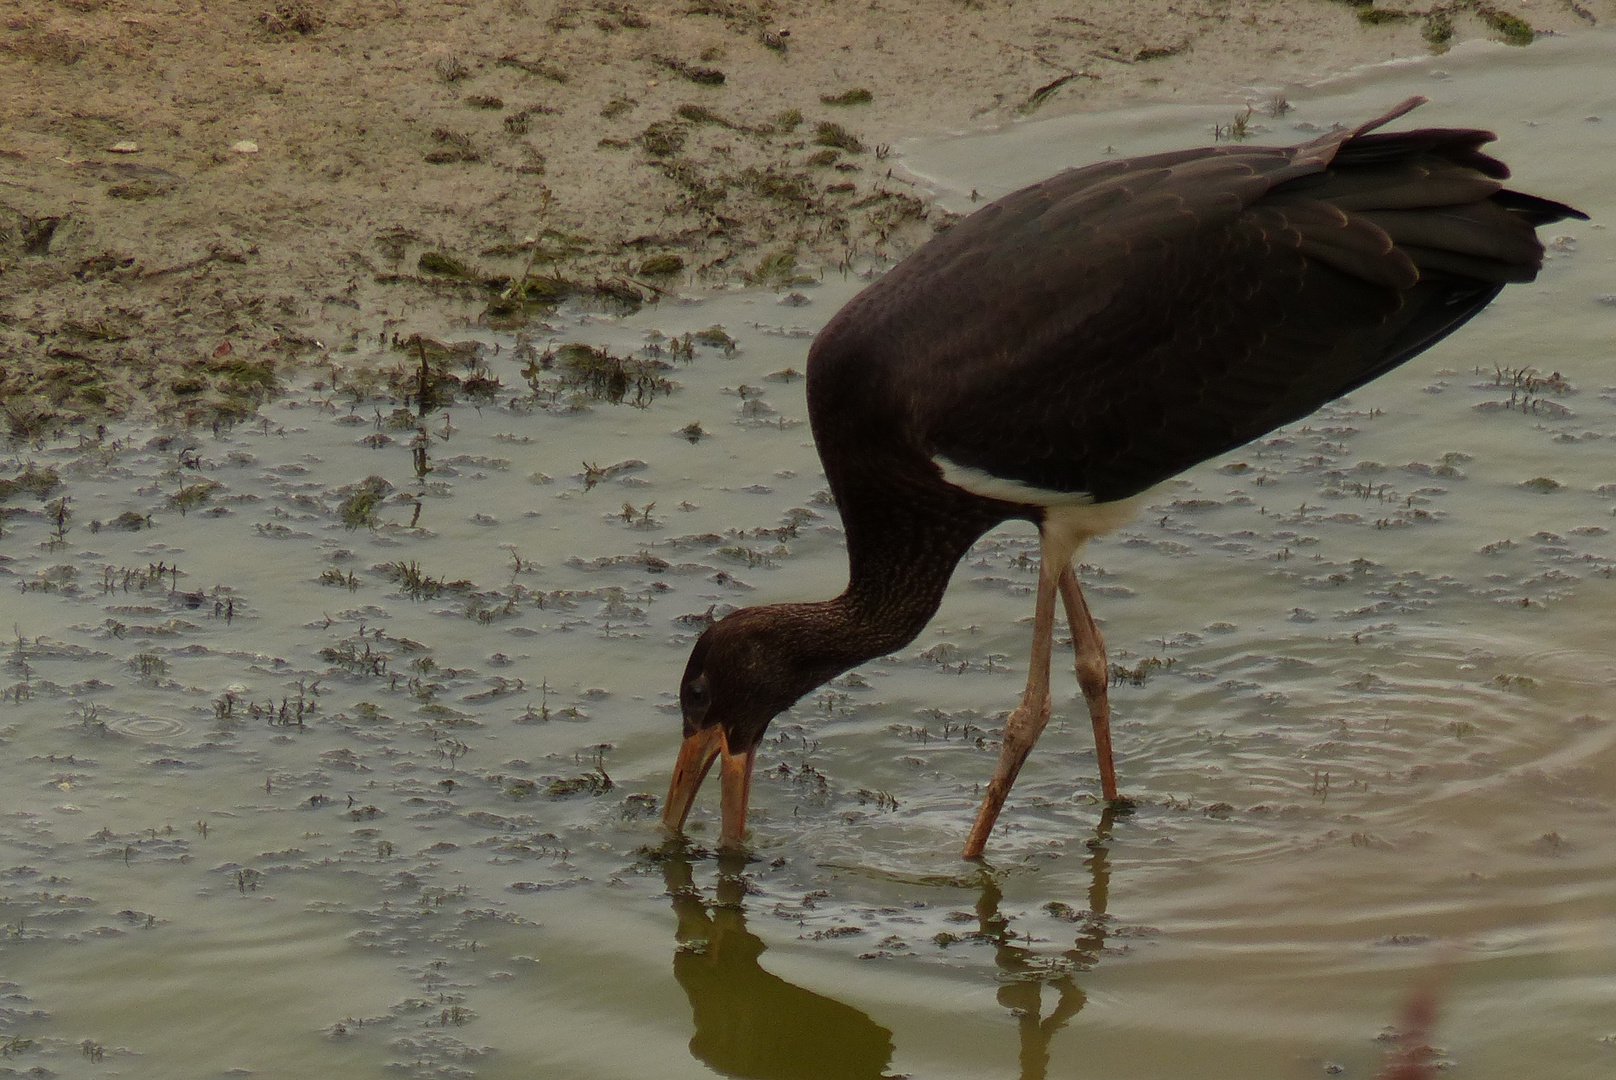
[969, 806, 1120, 1080]
[660, 807, 1122, 1080]
[663, 843, 898, 1080]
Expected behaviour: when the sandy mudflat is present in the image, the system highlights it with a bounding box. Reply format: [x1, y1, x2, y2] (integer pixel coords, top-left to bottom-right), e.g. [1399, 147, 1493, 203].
[0, 0, 1606, 428]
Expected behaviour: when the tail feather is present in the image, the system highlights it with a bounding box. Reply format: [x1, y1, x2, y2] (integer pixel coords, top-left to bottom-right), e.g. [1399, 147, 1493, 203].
[1358, 204, 1545, 265]
[1270, 101, 1586, 290]
[1337, 128, 1510, 178]
[1493, 187, 1590, 226]
[1279, 161, 1502, 212]
[1395, 244, 1537, 284]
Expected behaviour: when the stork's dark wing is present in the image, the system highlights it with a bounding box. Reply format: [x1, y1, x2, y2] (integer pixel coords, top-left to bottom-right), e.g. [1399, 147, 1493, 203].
[810, 99, 1585, 505]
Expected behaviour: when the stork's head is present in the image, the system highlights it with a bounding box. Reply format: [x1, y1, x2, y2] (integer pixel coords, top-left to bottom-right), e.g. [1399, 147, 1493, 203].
[661, 607, 831, 847]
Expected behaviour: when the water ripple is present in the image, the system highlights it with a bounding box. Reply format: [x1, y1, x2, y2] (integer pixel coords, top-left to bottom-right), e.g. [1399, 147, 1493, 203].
[105, 714, 188, 739]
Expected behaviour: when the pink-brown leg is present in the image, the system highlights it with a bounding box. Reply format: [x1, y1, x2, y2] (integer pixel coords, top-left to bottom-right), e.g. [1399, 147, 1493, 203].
[963, 537, 1065, 859]
[1058, 567, 1120, 803]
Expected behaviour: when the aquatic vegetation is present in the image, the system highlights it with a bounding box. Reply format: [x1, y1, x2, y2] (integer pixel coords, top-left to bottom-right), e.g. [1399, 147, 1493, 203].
[1478, 5, 1535, 44]
[1358, 6, 1412, 24]
[813, 121, 864, 153]
[674, 103, 730, 127]
[376, 560, 474, 600]
[1213, 106, 1256, 142]
[1016, 72, 1100, 115]
[417, 251, 479, 280]
[638, 120, 687, 158]
[1109, 656, 1176, 686]
[535, 343, 678, 406]
[319, 637, 390, 677]
[745, 250, 809, 288]
[336, 480, 388, 531]
[546, 769, 614, 797]
[652, 54, 726, 86]
[1424, 10, 1456, 47]
[692, 325, 737, 353]
[435, 55, 470, 83]
[425, 128, 482, 164]
[820, 88, 873, 107]
[639, 253, 685, 276]
[129, 652, 167, 677]
[166, 479, 221, 515]
[0, 464, 61, 502]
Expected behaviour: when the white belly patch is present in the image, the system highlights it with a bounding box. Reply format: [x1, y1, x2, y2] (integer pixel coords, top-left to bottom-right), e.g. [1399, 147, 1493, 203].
[932, 453, 1149, 538]
[932, 453, 1094, 507]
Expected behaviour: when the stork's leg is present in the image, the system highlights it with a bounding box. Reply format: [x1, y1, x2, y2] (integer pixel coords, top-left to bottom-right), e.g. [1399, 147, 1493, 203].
[1058, 568, 1119, 803]
[963, 528, 1074, 859]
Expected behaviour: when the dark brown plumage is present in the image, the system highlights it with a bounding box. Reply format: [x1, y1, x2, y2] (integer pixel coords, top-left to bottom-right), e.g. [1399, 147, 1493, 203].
[663, 97, 1586, 857]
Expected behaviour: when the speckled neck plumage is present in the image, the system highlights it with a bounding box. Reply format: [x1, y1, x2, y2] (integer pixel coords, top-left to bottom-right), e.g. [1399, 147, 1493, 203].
[768, 491, 1005, 681]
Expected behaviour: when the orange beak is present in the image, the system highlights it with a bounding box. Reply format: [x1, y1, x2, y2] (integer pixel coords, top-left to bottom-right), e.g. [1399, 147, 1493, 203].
[663, 726, 757, 849]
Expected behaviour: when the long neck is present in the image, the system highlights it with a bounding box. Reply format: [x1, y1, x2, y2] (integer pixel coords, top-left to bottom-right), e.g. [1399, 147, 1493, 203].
[780, 485, 1005, 680]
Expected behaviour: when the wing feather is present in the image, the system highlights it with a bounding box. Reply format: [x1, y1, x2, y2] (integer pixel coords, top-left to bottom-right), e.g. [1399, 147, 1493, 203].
[807, 107, 1585, 508]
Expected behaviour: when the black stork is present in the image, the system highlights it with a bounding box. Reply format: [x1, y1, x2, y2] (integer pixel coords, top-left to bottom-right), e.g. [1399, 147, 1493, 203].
[663, 96, 1586, 858]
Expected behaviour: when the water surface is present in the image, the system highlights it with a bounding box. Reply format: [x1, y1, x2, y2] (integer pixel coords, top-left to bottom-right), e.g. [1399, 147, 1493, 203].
[2, 30, 1614, 1080]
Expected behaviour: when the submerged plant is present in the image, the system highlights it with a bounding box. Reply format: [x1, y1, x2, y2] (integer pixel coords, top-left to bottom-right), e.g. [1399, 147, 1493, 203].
[813, 121, 864, 153]
[537, 344, 677, 406]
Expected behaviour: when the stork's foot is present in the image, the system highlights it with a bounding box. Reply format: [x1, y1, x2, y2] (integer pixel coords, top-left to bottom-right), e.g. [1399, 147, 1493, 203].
[963, 696, 1051, 859]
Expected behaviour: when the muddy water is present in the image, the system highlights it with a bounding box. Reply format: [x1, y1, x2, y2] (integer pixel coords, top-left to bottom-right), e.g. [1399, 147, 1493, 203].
[3, 31, 1614, 1080]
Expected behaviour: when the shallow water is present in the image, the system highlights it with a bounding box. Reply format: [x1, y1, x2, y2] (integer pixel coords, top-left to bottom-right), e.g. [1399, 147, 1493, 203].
[2, 30, 1614, 1080]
